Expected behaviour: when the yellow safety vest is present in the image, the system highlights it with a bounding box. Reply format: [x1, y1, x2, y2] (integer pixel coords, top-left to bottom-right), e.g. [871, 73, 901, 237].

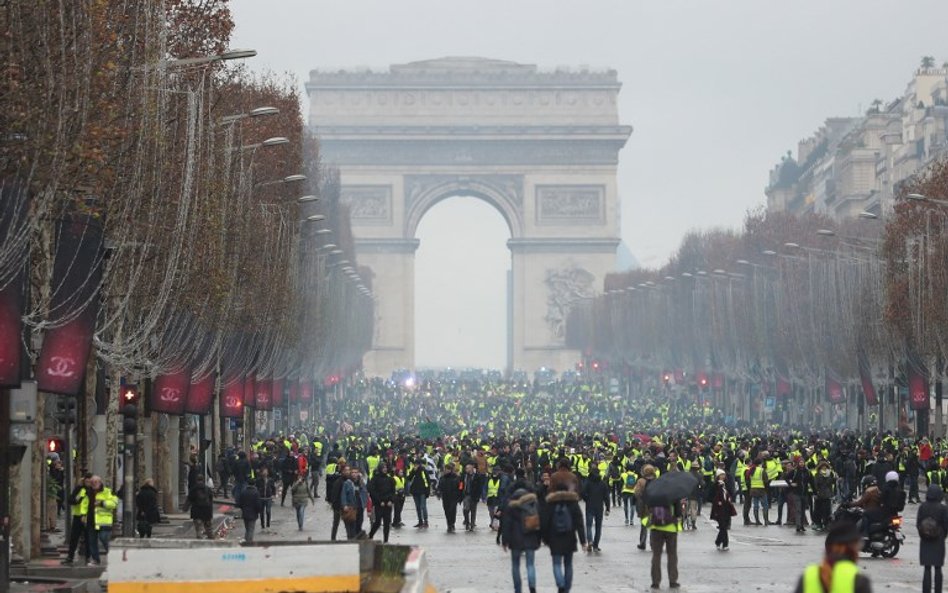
[802, 560, 859, 593]
[93, 487, 118, 529]
[325, 463, 337, 476]
[645, 505, 682, 533]
[750, 466, 766, 490]
[394, 475, 405, 493]
[577, 458, 590, 478]
[487, 477, 501, 498]
[621, 471, 637, 494]
[766, 459, 782, 481]
[366, 455, 380, 476]
[71, 487, 88, 516]
[736, 461, 748, 490]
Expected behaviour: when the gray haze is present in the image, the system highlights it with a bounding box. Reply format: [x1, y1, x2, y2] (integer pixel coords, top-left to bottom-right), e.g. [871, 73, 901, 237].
[230, 0, 948, 369]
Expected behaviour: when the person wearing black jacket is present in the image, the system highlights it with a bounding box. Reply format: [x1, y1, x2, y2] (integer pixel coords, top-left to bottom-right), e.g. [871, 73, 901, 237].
[787, 459, 812, 533]
[187, 475, 215, 539]
[502, 488, 541, 593]
[237, 482, 262, 543]
[255, 467, 277, 531]
[368, 463, 396, 542]
[581, 468, 610, 552]
[918, 484, 948, 593]
[280, 452, 299, 506]
[135, 479, 160, 538]
[438, 463, 463, 533]
[463, 463, 486, 531]
[329, 466, 351, 541]
[408, 459, 431, 528]
[540, 486, 586, 593]
[232, 452, 252, 503]
[61, 473, 91, 565]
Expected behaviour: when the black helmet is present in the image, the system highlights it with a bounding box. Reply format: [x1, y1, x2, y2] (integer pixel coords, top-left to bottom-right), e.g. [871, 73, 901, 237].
[861, 475, 877, 488]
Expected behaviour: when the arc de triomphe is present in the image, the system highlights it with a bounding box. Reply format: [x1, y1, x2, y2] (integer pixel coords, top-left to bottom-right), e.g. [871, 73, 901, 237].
[307, 57, 631, 376]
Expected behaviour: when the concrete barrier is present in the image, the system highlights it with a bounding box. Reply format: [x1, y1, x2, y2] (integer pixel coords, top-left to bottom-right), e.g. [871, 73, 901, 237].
[106, 539, 361, 593]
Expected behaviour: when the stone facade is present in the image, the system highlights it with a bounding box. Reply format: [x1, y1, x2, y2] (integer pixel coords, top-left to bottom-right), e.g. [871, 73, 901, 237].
[767, 65, 948, 220]
[307, 57, 632, 375]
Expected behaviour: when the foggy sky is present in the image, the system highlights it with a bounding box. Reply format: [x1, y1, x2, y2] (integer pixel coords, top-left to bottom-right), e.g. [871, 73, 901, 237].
[230, 0, 948, 369]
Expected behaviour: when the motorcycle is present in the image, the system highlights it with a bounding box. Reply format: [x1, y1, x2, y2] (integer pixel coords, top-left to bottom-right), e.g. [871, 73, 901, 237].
[832, 505, 904, 558]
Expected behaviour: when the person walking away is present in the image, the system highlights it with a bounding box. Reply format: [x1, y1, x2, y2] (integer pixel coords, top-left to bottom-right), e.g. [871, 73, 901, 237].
[408, 459, 431, 528]
[61, 472, 91, 565]
[634, 465, 657, 550]
[686, 462, 704, 530]
[45, 456, 63, 532]
[368, 462, 396, 542]
[581, 467, 609, 552]
[918, 484, 948, 593]
[329, 466, 351, 541]
[237, 480, 262, 543]
[291, 475, 314, 530]
[438, 463, 464, 533]
[232, 451, 252, 503]
[541, 485, 586, 593]
[710, 469, 735, 551]
[462, 463, 486, 531]
[255, 467, 277, 532]
[393, 466, 407, 528]
[645, 486, 683, 589]
[620, 464, 637, 526]
[502, 488, 541, 593]
[793, 521, 872, 593]
[186, 474, 215, 539]
[813, 461, 837, 531]
[352, 470, 369, 538]
[135, 479, 160, 538]
[216, 450, 232, 497]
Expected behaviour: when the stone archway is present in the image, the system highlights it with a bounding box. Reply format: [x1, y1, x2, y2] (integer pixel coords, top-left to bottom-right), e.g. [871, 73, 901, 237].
[307, 57, 632, 375]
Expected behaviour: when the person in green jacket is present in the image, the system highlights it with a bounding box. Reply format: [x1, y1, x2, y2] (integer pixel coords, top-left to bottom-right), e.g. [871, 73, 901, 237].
[291, 475, 315, 530]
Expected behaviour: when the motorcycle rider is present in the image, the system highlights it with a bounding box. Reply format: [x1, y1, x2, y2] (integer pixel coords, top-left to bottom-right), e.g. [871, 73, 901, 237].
[851, 475, 883, 536]
[880, 471, 905, 521]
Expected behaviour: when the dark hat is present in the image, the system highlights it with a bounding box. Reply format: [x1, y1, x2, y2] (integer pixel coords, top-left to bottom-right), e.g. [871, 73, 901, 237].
[824, 521, 861, 549]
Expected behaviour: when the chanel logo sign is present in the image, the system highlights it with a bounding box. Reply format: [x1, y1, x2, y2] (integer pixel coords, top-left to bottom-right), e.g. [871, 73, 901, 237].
[47, 356, 77, 378]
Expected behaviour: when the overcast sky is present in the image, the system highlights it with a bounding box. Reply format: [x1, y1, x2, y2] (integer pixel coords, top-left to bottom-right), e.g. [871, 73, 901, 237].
[230, 0, 948, 369]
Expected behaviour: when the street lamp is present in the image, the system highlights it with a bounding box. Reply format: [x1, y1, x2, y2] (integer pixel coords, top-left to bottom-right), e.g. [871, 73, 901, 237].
[762, 250, 777, 256]
[235, 136, 290, 152]
[256, 174, 307, 188]
[816, 229, 836, 236]
[298, 195, 320, 203]
[784, 242, 800, 249]
[306, 215, 326, 222]
[219, 106, 280, 125]
[859, 211, 879, 220]
[315, 229, 332, 236]
[162, 48, 257, 68]
[736, 259, 750, 266]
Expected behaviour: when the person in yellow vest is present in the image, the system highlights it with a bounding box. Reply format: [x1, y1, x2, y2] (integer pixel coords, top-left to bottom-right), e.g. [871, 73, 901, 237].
[645, 487, 683, 589]
[793, 521, 871, 593]
[61, 472, 92, 565]
[486, 468, 504, 528]
[620, 464, 638, 526]
[86, 475, 117, 566]
[392, 467, 407, 528]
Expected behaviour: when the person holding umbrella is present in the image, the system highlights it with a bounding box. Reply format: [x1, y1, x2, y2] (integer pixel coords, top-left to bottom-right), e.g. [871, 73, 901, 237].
[643, 469, 697, 589]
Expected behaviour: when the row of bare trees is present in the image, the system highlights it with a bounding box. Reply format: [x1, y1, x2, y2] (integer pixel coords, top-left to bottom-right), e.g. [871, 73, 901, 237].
[568, 159, 948, 412]
[1, 0, 372, 556]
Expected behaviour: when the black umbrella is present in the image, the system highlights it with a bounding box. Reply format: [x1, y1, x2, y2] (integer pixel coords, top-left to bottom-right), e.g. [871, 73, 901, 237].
[642, 471, 699, 507]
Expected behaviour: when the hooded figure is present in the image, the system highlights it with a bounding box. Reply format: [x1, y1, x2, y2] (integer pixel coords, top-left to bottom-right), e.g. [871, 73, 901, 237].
[918, 484, 948, 590]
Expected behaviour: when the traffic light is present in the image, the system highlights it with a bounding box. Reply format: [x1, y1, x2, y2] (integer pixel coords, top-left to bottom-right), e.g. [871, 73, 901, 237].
[53, 398, 77, 424]
[121, 385, 139, 435]
[46, 437, 65, 454]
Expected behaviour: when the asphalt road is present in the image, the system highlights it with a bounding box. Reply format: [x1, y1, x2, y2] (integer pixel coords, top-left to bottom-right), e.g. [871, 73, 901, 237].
[237, 493, 924, 593]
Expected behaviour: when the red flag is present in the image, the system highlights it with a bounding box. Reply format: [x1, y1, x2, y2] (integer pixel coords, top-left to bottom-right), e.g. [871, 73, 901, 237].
[255, 379, 273, 411]
[272, 379, 284, 407]
[0, 278, 23, 388]
[243, 376, 257, 409]
[186, 373, 215, 415]
[858, 351, 879, 406]
[220, 379, 244, 418]
[909, 369, 929, 411]
[825, 374, 844, 404]
[300, 381, 313, 403]
[151, 369, 190, 415]
[776, 377, 792, 397]
[288, 380, 299, 404]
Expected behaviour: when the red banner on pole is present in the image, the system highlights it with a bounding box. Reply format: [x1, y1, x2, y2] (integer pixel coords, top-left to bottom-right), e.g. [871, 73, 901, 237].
[288, 380, 299, 404]
[243, 376, 257, 410]
[186, 373, 215, 415]
[858, 351, 879, 406]
[825, 374, 844, 404]
[776, 378, 792, 397]
[0, 280, 23, 388]
[151, 369, 189, 415]
[220, 379, 244, 418]
[300, 381, 313, 403]
[909, 369, 930, 410]
[272, 379, 284, 407]
[255, 379, 273, 411]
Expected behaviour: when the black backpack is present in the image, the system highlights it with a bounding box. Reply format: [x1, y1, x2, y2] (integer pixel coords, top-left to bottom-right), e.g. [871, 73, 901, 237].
[192, 486, 211, 507]
[552, 503, 573, 534]
[920, 516, 943, 540]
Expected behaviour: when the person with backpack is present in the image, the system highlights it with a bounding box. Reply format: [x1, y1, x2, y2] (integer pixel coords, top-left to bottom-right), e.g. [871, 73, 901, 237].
[237, 481, 262, 543]
[620, 464, 638, 526]
[581, 467, 610, 552]
[881, 471, 906, 519]
[918, 484, 948, 593]
[645, 486, 683, 589]
[290, 474, 314, 531]
[186, 474, 215, 539]
[634, 464, 658, 550]
[501, 488, 541, 593]
[541, 484, 586, 593]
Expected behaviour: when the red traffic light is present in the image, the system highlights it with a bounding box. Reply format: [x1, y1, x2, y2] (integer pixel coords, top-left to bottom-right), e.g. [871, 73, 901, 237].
[46, 437, 64, 454]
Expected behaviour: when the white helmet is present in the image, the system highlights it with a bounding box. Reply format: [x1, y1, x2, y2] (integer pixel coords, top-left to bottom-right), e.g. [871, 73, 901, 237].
[885, 470, 899, 483]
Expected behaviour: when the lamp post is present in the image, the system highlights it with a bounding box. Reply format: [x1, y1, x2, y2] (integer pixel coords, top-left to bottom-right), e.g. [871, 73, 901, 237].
[219, 106, 279, 126]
